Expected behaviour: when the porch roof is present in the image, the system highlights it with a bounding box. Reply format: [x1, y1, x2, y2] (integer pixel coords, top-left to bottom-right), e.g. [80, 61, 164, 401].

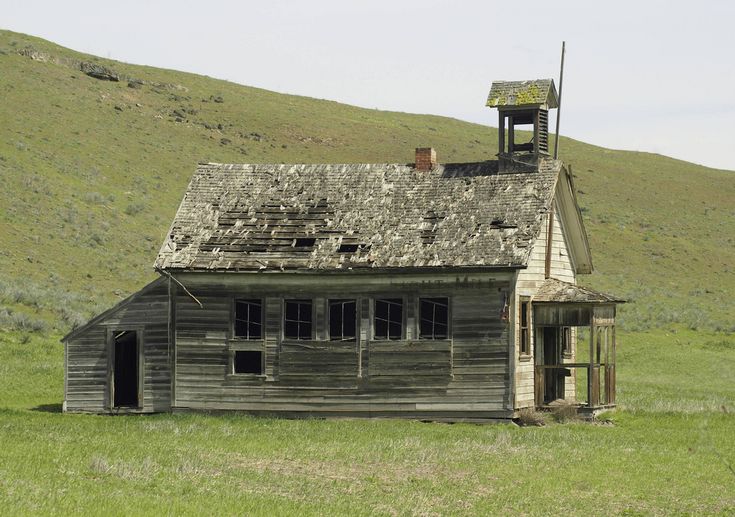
[533, 278, 624, 304]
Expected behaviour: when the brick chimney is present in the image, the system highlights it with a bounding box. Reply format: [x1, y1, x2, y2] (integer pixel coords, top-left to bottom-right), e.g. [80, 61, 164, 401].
[415, 147, 437, 171]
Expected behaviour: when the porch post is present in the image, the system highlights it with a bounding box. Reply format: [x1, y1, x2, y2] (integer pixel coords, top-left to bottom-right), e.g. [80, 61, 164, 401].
[608, 325, 617, 404]
[588, 320, 602, 407]
[588, 321, 594, 407]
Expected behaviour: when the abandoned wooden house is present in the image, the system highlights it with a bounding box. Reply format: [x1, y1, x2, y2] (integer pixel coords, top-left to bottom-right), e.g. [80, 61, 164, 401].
[62, 79, 623, 421]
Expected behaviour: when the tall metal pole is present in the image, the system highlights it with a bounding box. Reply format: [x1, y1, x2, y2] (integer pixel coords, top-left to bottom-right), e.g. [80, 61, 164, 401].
[553, 41, 565, 159]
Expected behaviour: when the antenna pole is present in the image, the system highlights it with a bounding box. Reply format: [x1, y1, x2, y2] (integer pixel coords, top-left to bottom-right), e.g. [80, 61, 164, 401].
[553, 41, 565, 159]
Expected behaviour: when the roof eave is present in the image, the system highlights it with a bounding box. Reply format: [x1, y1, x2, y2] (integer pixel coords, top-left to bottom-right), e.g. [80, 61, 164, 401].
[556, 164, 593, 274]
[156, 264, 528, 274]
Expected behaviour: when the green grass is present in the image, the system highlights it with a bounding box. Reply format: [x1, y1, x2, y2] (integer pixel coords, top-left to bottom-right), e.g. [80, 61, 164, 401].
[1, 328, 733, 515]
[0, 29, 734, 335]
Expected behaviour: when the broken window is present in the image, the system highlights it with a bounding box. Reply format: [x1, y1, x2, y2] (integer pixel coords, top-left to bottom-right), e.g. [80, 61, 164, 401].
[520, 298, 531, 356]
[374, 298, 403, 340]
[234, 299, 262, 339]
[419, 297, 449, 339]
[284, 299, 313, 340]
[329, 299, 357, 341]
[233, 350, 263, 374]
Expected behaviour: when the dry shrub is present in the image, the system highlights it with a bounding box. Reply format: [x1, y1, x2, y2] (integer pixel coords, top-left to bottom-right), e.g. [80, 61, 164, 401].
[515, 408, 546, 427]
[549, 400, 581, 423]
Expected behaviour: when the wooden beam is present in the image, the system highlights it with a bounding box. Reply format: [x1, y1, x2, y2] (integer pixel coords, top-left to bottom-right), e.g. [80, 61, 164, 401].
[508, 116, 514, 153]
[499, 113, 505, 154]
[544, 204, 555, 279]
[169, 279, 177, 408]
[588, 321, 594, 407]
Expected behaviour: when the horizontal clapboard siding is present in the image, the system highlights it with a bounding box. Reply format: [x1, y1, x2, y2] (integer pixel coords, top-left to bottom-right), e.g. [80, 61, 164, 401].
[515, 204, 577, 408]
[173, 273, 513, 418]
[64, 279, 171, 413]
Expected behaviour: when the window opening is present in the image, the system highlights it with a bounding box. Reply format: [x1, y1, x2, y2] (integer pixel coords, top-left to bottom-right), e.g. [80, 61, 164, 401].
[234, 299, 262, 339]
[233, 350, 263, 374]
[374, 298, 403, 340]
[561, 326, 572, 357]
[329, 299, 357, 340]
[520, 298, 531, 356]
[419, 297, 449, 339]
[284, 299, 313, 340]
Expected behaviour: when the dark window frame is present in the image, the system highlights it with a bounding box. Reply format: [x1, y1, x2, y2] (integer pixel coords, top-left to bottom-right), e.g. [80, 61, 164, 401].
[233, 298, 263, 340]
[373, 297, 404, 341]
[419, 297, 450, 340]
[328, 299, 358, 341]
[283, 299, 314, 340]
[519, 297, 531, 357]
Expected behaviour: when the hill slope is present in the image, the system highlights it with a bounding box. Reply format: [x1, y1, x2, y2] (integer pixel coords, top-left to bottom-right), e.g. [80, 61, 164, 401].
[0, 30, 733, 332]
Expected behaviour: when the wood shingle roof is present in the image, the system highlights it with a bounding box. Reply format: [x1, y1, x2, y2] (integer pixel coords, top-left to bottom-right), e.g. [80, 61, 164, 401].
[533, 278, 625, 304]
[486, 79, 559, 109]
[155, 159, 561, 272]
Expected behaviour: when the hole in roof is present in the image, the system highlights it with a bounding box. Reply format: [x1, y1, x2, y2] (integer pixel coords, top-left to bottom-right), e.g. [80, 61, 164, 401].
[294, 238, 316, 247]
[338, 244, 359, 253]
[489, 219, 518, 229]
[338, 243, 370, 253]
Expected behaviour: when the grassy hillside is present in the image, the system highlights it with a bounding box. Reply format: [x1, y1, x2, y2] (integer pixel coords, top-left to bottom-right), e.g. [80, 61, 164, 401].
[0, 29, 733, 333]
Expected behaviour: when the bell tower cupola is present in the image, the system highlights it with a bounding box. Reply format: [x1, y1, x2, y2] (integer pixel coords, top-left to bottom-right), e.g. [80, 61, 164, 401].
[486, 79, 559, 172]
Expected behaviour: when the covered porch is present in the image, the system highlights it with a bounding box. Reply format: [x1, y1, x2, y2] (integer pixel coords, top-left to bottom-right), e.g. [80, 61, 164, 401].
[532, 279, 624, 412]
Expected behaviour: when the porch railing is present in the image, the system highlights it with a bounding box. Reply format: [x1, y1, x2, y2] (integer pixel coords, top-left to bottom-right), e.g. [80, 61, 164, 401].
[534, 362, 616, 408]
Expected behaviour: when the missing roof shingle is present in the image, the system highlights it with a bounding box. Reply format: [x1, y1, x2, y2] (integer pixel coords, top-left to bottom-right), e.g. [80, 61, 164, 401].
[421, 210, 445, 245]
[490, 219, 517, 229]
[294, 238, 316, 248]
[337, 243, 370, 253]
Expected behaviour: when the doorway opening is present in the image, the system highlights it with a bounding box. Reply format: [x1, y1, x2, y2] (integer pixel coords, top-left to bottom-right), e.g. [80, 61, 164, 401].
[541, 327, 565, 404]
[113, 330, 139, 408]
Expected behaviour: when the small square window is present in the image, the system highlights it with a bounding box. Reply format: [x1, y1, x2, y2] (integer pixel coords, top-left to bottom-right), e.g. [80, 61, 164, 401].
[234, 299, 262, 339]
[374, 298, 403, 340]
[329, 299, 357, 341]
[419, 297, 449, 339]
[233, 350, 263, 374]
[284, 300, 312, 340]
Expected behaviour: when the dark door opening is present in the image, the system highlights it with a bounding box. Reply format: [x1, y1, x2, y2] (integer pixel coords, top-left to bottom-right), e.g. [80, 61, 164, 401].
[113, 330, 139, 408]
[542, 327, 564, 403]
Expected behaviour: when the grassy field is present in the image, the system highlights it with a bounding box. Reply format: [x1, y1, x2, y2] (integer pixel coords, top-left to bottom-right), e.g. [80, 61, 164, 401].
[0, 328, 733, 515]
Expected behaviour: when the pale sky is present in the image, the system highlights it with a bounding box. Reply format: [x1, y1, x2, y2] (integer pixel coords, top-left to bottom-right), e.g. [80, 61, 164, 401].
[4, 0, 735, 171]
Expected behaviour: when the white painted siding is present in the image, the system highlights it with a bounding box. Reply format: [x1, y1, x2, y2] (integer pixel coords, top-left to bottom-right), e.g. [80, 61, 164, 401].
[513, 204, 577, 409]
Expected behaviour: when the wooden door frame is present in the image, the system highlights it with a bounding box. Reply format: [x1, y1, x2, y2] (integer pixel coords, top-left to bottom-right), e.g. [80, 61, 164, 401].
[107, 326, 145, 411]
[534, 326, 564, 406]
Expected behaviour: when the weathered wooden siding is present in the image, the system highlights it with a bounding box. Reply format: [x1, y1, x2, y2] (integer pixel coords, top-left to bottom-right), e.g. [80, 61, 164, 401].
[514, 203, 577, 408]
[172, 272, 513, 420]
[64, 280, 171, 413]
